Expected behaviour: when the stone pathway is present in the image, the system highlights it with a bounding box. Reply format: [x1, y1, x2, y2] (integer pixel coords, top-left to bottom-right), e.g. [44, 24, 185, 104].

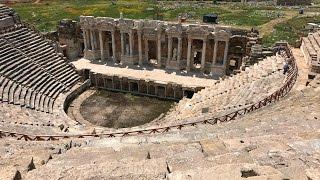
[259, 11, 297, 37]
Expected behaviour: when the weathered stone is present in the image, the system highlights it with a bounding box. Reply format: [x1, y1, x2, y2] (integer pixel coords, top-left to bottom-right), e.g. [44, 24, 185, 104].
[27, 157, 36, 172]
[199, 139, 227, 156]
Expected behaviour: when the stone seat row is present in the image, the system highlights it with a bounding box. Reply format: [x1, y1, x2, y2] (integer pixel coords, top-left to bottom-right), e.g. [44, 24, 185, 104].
[156, 54, 287, 125]
[166, 72, 284, 123]
[178, 55, 283, 108]
[0, 14, 9, 20]
[0, 25, 81, 89]
[301, 31, 320, 62]
[0, 6, 14, 18]
[0, 103, 71, 135]
[0, 25, 81, 113]
[209, 73, 284, 117]
[0, 42, 66, 88]
[0, 75, 60, 113]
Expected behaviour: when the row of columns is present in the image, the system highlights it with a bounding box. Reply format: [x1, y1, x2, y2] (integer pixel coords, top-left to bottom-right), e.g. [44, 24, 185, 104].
[83, 28, 229, 72]
[120, 31, 134, 56]
[83, 29, 117, 62]
[186, 38, 229, 71]
[166, 36, 182, 68]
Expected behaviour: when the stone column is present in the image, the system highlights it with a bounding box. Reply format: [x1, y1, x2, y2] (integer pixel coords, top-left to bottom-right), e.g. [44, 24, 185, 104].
[82, 29, 88, 51]
[138, 31, 143, 65]
[105, 34, 110, 59]
[146, 82, 149, 94]
[95, 31, 99, 50]
[128, 81, 131, 91]
[144, 38, 149, 62]
[99, 30, 105, 61]
[223, 40, 229, 65]
[167, 36, 172, 66]
[120, 78, 123, 90]
[112, 76, 115, 89]
[201, 39, 207, 71]
[121, 32, 125, 56]
[86, 30, 91, 50]
[155, 86, 158, 97]
[212, 40, 218, 65]
[177, 37, 182, 69]
[164, 86, 167, 98]
[187, 38, 192, 71]
[129, 31, 134, 55]
[157, 32, 161, 65]
[111, 31, 116, 62]
[90, 29, 95, 51]
[103, 78, 106, 88]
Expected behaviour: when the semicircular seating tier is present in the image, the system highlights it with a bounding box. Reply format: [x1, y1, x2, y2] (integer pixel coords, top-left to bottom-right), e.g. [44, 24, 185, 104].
[0, 24, 81, 113]
[301, 30, 320, 74]
[0, 5, 14, 19]
[156, 52, 287, 126]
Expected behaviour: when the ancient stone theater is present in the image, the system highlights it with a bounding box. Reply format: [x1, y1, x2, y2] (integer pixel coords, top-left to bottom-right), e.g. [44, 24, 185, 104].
[0, 4, 320, 180]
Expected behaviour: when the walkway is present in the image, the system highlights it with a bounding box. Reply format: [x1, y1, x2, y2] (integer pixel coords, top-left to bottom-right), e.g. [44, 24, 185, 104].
[72, 59, 217, 88]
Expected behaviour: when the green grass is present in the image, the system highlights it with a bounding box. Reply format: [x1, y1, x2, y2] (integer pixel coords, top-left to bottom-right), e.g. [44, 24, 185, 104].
[7, 0, 320, 47]
[220, 9, 278, 27]
[8, 0, 281, 32]
[263, 15, 320, 47]
[9, 0, 156, 31]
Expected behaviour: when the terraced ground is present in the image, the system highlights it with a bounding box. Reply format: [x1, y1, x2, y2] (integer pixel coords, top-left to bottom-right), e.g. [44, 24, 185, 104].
[5, 0, 320, 46]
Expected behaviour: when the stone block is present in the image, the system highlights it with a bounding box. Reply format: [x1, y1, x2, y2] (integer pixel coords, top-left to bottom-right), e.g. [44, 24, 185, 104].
[199, 139, 227, 157]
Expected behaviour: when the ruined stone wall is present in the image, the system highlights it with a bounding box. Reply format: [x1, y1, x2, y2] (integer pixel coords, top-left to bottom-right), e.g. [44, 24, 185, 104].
[57, 19, 83, 60]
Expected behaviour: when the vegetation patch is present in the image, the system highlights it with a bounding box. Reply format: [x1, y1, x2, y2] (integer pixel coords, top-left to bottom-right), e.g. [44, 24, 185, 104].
[263, 14, 320, 46]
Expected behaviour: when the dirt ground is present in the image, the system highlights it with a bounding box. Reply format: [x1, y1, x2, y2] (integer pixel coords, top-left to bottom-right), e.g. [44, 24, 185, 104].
[80, 90, 174, 128]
